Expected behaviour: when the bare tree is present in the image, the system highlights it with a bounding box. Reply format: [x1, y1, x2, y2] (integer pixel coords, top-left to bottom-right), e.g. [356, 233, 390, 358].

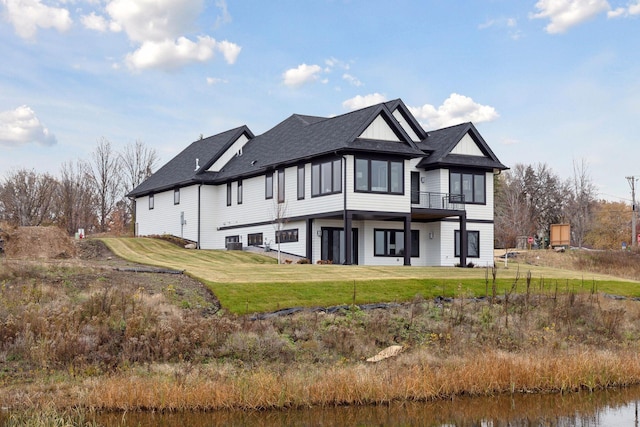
[271, 200, 288, 264]
[565, 159, 596, 247]
[56, 160, 97, 235]
[494, 168, 527, 250]
[120, 140, 158, 193]
[0, 169, 58, 226]
[88, 138, 122, 232]
[120, 140, 159, 232]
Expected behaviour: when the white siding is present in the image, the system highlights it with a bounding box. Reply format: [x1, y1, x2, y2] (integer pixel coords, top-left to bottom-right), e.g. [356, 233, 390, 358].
[136, 155, 498, 267]
[438, 221, 494, 267]
[135, 186, 199, 241]
[346, 156, 411, 213]
[392, 110, 420, 142]
[208, 134, 250, 172]
[451, 133, 484, 156]
[359, 115, 400, 141]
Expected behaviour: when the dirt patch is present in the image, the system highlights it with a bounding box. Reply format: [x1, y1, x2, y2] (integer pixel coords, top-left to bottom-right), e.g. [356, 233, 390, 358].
[0, 234, 220, 315]
[1, 226, 76, 259]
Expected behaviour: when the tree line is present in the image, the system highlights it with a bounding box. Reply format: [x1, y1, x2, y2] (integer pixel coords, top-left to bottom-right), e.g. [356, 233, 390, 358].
[0, 145, 632, 250]
[495, 160, 632, 250]
[0, 138, 158, 236]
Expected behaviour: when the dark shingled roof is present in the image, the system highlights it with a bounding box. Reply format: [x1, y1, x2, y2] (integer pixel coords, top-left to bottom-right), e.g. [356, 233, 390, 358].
[416, 122, 508, 171]
[128, 100, 507, 198]
[127, 126, 253, 197]
[213, 102, 424, 182]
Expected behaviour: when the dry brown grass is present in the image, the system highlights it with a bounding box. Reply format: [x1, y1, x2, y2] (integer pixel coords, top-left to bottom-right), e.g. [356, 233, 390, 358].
[5, 249, 640, 412]
[51, 349, 640, 411]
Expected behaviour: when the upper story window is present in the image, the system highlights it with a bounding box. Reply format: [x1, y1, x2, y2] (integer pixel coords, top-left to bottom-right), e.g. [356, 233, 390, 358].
[278, 169, 285, 203]
[449, 170, 485, 204]
[265, 172, 273, 199]
[297, 165, 305, 200]
[174, 189, 180, 205]
[355, 158, 404, 194]
[410, 172, 420, 204]
[226, 182, 232, 206]
[311, 158, 342, 197]
[237, 180, 243, 205]
[149, 194, 154, 210]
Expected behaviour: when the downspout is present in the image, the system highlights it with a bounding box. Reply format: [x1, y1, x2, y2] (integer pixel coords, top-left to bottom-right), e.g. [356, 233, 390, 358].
[197, 183, 202, 249]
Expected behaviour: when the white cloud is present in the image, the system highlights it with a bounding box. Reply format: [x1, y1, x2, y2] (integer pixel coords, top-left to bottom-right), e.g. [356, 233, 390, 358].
[105, 0, 203, 43]
[206, 77, 227, 85]
[2, 0, 72, 40]
[126, 36, 225, 70]
[81, 11, 108, 31]
[408, 93, 499, 129]
[78, 0, 241, 71]
[531, 0, 610, 34]
[343, 73, 363, 87]
[282, 64, 323, 87]
[0, 106, 56, 147]
[217, 39, 241, 64]
[608, 1, 640, 17]
[214, 0, 231, 28]
[342, 93, 387, 110]
[325, 57, 350, 71]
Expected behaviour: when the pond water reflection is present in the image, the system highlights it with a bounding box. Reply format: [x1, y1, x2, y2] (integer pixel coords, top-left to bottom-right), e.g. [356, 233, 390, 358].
[93, 387, 640, 426]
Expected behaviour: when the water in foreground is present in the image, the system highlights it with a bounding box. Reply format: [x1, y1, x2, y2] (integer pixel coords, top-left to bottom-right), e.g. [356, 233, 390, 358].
[83, 386, 640, 426]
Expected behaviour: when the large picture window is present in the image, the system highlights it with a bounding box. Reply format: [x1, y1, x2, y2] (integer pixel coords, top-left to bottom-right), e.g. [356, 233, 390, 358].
[374, 229, 419, 257]
[449, 171, 486, 204]
[275, 228, 298, 244]
[454, 230, 480, 258]
[311, 158, 342, 196]
[355, 158, 404, 194]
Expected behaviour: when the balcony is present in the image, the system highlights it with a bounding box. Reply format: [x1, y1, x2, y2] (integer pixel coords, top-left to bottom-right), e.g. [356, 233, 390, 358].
[411, 191, 465, 211]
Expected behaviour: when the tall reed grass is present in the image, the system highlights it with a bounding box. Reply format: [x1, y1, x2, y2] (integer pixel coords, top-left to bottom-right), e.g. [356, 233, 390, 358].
[78, 349, 640, 411]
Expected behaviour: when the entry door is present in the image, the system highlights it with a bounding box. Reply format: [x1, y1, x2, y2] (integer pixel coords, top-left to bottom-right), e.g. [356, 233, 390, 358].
[321, 227, 358, 264]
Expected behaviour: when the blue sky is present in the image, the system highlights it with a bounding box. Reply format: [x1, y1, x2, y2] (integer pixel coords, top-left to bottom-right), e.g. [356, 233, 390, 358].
[1, 0, 639, 202]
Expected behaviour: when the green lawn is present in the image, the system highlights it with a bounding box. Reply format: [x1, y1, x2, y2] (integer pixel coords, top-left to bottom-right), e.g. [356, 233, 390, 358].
[101, 237, 640, 314]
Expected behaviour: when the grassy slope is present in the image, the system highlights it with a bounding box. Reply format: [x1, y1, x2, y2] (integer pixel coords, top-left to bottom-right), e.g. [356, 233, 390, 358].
[101, 237, 640, 314]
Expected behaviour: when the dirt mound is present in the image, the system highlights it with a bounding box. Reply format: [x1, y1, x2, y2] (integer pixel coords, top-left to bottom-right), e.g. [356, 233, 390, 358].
[1, 226, 76, 259]
[75, 239, 114, 260]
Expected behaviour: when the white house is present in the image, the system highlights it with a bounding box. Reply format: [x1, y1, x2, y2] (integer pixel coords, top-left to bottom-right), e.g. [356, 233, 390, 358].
[128, 99, 508, 267]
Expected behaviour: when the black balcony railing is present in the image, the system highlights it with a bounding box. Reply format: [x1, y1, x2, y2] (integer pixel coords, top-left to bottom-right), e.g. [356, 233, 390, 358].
[411, 191, 465, 210]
